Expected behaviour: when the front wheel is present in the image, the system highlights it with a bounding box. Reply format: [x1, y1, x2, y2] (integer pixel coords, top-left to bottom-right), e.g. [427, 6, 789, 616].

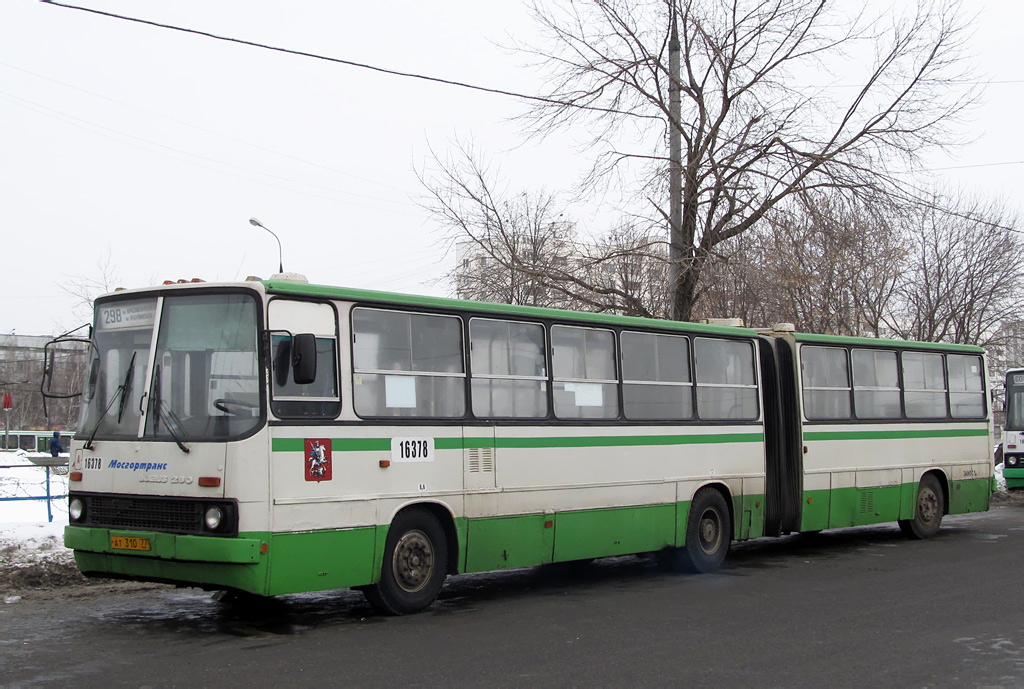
[672, 488, 731, 573]
[898, 473, 945, 539]
[363, 508, 448, 615]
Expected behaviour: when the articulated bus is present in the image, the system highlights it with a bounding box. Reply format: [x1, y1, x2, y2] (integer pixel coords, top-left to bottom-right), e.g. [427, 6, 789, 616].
[1002, 368, 1024, 488]
[60, 276, 993, 614]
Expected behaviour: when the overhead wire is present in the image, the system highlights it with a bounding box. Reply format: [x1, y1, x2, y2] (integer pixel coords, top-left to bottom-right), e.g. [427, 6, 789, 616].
[37, 0, 641, 118]
[0, 89, 421, 215]
[0, 60, 411, 194]
[32, 1, 1024, 238]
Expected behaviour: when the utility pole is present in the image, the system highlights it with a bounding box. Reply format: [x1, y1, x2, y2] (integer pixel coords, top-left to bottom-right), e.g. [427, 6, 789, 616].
[667, 7, 683, 320]
[3, 391, 11, 451]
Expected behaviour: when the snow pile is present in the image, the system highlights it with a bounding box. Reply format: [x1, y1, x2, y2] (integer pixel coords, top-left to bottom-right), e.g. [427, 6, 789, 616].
[0, 456, 76, 594]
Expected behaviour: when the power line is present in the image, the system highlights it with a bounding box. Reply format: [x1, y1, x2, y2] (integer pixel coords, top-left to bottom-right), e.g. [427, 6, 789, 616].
[38, 2, 1014, 128]
[0, 60, 411, 194]
[38, 0, 575, 109]
[927, 160, 1024, 172]
[0, 90, 421, 215]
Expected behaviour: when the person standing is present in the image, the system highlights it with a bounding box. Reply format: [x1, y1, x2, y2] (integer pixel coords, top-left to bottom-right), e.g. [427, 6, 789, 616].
[49, 431, 63, 457]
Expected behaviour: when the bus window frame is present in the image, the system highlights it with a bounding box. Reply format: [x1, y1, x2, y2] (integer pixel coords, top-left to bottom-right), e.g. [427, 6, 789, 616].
[267, 297, 343, 420]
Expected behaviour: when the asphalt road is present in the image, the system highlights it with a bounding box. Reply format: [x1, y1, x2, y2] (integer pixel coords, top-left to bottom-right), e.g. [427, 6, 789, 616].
[3, 506, 1024, 688]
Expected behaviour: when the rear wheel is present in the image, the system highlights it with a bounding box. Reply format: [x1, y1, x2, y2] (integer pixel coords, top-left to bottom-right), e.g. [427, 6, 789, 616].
[673, 488, 731, 573]
[363, 509, 448, 615]
[898, 474, 944, 539]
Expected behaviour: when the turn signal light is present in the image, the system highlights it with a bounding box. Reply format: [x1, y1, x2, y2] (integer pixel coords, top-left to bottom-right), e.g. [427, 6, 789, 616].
[70, 471, 82, 482]
[198, 476, 221, 487]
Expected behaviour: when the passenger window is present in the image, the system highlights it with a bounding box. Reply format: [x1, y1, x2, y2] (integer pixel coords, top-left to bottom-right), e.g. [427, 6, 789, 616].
[694, 338, 758, 420]
[947, 354, 984, 418]
[551, 325, 618, 419]
[271, 335, 341, 418]
[470, 318, 548, 418]
[352, 308, 466, 418]
[902, 351, 947, 418]
[621, 331, 692, 420]
[852, 349, 900, 419]
[801, 346, 852, 420]
[268, 300, 341, 419]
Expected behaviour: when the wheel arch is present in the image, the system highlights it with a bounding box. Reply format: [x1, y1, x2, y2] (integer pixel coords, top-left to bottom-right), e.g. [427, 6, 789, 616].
[386, 500, 460, 576]
[922, 468, 951, 516]
[692, 481, 735, 537]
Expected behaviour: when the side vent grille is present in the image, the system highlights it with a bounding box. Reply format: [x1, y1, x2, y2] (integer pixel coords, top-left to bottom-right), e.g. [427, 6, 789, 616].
[468, 447, 495, 474]
[859, 490, 875, 514]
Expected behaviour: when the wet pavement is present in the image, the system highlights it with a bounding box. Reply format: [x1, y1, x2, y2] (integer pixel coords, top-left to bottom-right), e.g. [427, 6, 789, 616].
[3, 506, 1024, 687]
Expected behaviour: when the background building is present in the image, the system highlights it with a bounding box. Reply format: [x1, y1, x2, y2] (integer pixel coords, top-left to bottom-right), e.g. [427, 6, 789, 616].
[0, 333, 87, 436]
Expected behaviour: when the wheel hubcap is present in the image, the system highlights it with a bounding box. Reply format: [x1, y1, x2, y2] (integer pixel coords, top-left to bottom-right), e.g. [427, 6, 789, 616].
[392, 529, 434, 593]
[698, 508, 722, 555]
[918, 487, 939, 525]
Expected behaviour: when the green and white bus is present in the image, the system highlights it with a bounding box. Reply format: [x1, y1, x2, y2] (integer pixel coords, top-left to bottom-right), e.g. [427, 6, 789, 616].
[61, 276, 993, 614]
[1001, 368, 1024, 489]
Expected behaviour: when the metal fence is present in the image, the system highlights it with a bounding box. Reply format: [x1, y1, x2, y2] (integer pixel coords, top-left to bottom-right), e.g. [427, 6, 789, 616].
[0, 460, 68, 523]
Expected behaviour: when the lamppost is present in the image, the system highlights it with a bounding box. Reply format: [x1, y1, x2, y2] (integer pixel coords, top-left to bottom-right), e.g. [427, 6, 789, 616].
[249, 217, 284, 274]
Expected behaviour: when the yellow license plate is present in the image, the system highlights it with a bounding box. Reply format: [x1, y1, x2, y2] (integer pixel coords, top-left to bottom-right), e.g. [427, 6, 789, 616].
[110, 536, 151, 551]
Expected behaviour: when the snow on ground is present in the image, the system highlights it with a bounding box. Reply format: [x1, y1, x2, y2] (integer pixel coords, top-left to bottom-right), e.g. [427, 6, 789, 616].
[0, 450, 74, 596]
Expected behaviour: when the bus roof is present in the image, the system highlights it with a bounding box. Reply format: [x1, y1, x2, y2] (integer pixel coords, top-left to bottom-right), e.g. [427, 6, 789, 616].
[261, 279, 762, 337]
[790, 331, 985, 354]
[263, 280, 987, 353]
[102, 278, 988, 353]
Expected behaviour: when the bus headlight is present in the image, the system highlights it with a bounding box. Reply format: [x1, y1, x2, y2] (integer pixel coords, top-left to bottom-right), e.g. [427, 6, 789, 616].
[204, 505, 224, 531]
[69, 497, 84, 522]
[1010, 457, 1019, 467]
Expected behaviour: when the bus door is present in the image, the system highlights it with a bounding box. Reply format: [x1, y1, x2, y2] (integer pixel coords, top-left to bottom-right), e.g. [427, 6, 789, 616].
[757, 336, 803, 536]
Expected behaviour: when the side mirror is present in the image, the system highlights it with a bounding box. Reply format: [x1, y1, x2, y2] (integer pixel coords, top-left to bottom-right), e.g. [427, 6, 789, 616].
[292, 333, 318, 385]
[273, 339, 292, 388]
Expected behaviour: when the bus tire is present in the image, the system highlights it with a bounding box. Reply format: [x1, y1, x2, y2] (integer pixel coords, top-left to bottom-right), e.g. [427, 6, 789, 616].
[363, 508, 448, 615]
[898, 473, 944, 539]
[677, 488, 731, 573]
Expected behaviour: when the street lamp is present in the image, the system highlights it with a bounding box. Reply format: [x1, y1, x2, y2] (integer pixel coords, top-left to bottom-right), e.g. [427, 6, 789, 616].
[249, 217, 283, 274]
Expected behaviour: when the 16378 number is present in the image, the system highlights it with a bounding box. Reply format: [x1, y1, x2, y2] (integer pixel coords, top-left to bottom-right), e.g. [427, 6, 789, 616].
[391, 437, 434, 463]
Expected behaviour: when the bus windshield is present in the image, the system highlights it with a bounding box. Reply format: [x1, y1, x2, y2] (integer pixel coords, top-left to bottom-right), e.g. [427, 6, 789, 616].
[79, 292, 262, 442]
[1007, 374, 1024, 431]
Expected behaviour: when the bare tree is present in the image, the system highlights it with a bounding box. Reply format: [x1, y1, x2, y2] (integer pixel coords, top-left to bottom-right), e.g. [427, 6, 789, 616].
[891, 191, 1024, 347]
[696, 192, 904, 333]
[422, 142, 669, 317]
[517, 0, 977, 320]
[62, 247, 121, 325]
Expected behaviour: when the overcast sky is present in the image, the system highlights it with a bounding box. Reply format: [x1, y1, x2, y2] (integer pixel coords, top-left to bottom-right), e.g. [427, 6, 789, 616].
[2, 0, 1022, 336]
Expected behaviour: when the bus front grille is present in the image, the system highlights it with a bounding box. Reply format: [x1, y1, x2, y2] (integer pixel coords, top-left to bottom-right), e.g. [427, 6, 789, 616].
[89, 495, 201, 531]
[69, 492, 238, 537]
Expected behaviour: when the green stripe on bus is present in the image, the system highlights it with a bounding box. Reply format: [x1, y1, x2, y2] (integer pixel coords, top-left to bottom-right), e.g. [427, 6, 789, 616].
[272, 438, 389, 452]
[494, 433, 763, 449]
[804, 428, 989, 442]
[271, 432, 764, 453]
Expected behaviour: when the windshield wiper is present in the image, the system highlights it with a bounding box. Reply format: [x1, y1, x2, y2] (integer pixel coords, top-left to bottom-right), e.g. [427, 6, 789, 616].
[116, 352, 136, 423]
[84, 351, 138, 451]
[150, 365, 190, 454]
